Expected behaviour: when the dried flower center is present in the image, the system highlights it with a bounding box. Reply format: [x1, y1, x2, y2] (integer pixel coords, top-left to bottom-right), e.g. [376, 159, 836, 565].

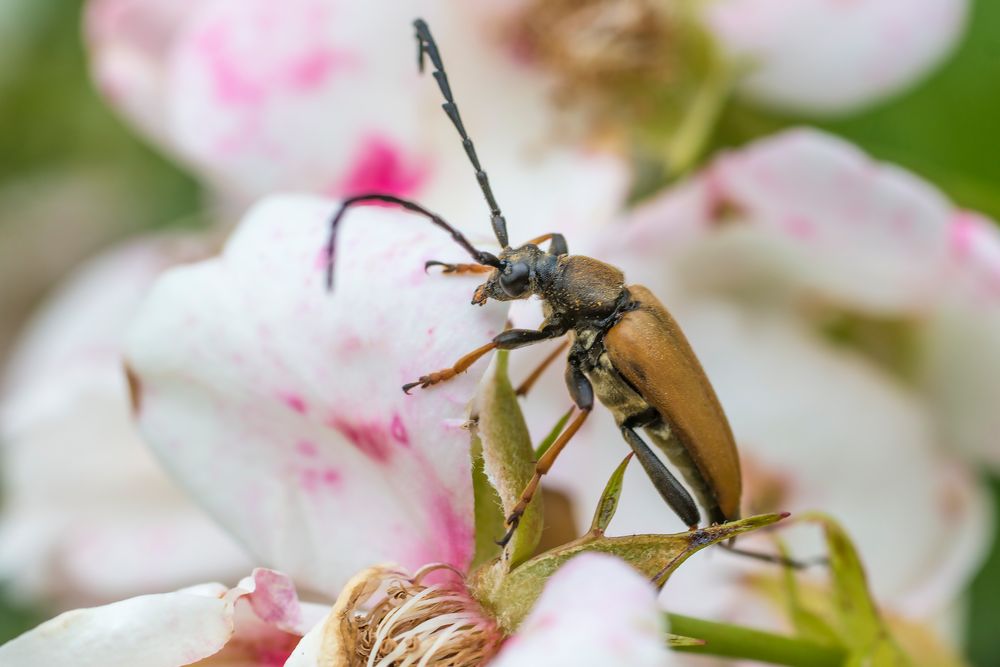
[333, 564, 502, 667]
[503, 0, 693, 127]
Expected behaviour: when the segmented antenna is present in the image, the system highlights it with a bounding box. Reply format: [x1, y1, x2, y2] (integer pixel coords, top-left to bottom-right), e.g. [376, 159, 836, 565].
[325, 194, 502, 289]
[413, 18, 510, 249]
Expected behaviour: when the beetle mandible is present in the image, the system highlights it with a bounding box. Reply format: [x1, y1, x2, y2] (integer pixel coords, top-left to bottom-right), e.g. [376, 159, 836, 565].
[326, 19, 743, 550]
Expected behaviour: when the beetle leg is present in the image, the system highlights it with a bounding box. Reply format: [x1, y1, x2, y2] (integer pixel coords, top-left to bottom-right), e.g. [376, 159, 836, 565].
[403, 325, 567, 393]
[515, 340, 570, 397]
[497, 407, 591, 547]
[498, 361, 594, 546]
[425, 260, 493, 275]
[524, 233, 568, 256]
[620, 425, 700, 529]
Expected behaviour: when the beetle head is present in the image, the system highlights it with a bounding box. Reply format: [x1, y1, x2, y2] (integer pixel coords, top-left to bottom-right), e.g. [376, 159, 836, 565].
[472, 244, 557, 305]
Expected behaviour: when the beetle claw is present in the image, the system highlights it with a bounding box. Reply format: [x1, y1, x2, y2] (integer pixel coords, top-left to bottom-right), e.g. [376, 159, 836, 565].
[495, 511, 523, 547]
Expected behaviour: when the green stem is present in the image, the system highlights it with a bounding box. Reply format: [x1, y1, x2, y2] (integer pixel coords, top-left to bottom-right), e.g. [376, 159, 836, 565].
[667, 613, 846, 667]
[663, 64, 733, 179]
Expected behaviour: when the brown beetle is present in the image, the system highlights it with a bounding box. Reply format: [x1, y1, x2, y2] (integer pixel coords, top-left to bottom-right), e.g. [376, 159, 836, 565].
[327, 19, 742, 548]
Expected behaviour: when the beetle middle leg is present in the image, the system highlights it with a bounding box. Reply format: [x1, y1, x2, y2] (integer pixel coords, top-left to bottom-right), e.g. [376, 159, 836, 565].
[403, 325, 566, 393]
[515, 340, 570, 397]
[498, 360, 593, 546]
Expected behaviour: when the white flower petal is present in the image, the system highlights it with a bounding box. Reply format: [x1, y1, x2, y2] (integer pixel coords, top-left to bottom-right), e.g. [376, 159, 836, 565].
[708, 0, 969, 115]
[490, 553, 672, 667]
[125, 195, 508, 598]
[0, 568, 306, 667]
[692, 129, 953, 313]
[0, 237, 249, 606]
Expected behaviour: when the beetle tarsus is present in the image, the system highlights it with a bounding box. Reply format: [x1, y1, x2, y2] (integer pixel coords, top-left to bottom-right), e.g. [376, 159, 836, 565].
[496, 511, 523, 547]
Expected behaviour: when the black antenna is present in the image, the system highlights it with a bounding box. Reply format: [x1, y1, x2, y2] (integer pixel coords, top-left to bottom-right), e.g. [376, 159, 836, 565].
[413, 18, 510, 249]
[325, 194, 502, 289]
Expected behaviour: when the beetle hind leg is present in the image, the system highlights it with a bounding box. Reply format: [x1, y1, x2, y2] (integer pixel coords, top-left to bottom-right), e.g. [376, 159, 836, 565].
[620, 415, 700, 529]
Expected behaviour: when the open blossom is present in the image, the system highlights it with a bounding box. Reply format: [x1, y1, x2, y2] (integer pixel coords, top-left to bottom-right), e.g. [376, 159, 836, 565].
[0, 555, 672, 667]
[0, 197, 682, 666]
[524, 129, 993, 624]
[84, 0, 626, 220]
[0, 235, 250, 607]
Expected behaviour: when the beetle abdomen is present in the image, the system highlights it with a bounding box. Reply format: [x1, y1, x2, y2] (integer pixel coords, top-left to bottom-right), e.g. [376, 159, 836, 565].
[604, 285, 742, 522]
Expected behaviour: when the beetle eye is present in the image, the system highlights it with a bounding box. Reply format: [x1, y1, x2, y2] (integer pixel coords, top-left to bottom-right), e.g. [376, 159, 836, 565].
[499, 261, 531, 297]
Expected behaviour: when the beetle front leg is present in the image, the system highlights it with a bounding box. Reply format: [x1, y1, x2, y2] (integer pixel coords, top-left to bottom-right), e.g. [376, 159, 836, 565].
[402, 325, 566, 393]
[425, 260, 493, 275]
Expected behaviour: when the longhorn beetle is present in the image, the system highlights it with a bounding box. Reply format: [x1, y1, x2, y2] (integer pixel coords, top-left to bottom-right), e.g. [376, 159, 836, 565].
[327, 19, 792, 563]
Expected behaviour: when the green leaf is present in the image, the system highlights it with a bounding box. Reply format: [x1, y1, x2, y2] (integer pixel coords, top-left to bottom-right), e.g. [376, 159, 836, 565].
[484, 513, 787, 633]
[588, 452, 633, 535]
[474, 351, 543, 570]
[533, 406, 573, 460]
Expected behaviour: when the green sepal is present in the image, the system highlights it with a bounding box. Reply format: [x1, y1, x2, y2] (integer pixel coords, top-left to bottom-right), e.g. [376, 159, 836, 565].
[474, 350, 543, 570]
[533, 406, 573, 460]
[479, 513, 787, 633]
[589, 452, 633, 535]
[469, 432, 505, 569]
[776, 539, 842, 647]
[798, 513, 913, 666]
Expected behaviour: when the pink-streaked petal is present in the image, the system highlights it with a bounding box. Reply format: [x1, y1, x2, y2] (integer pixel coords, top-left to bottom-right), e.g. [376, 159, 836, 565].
[707, 0, 969, 115]
[540, 302, 989, 614]
[490, 553, 672, 667]
[0, 237, 250, 606]
[166, 0, 436, 202]
[0, 568, 306, 667]
[125, 195, 508, 598]
[85, 0, 204, 141]
[682, 129, 952, 313]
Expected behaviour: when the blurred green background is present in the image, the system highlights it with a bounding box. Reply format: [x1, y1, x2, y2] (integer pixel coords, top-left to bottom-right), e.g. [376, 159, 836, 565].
[0, 2, 997, 664]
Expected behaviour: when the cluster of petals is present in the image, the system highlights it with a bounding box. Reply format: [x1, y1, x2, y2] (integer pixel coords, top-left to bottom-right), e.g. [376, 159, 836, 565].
[0, 197, 676, 666]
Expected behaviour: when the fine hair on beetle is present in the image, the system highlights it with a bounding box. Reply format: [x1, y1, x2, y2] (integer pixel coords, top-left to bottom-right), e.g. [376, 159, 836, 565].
[325, 18, 809, 570]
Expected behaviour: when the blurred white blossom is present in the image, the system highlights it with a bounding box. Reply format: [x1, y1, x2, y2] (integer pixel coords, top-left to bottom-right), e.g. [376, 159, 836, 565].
[0, 236, 250, 607]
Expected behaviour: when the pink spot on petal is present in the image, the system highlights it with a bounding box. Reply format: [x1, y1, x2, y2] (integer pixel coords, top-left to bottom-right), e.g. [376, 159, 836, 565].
[296, 440, 318, 457]
[951, 212, 978, 259]
[783, 215, 816, 240]
[278, 392, 308, 414]
[429, 492, 473, 569]
[327, 417, 393, 463]
[390, 414, 410, 447]
[333, 135, 430, 198]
